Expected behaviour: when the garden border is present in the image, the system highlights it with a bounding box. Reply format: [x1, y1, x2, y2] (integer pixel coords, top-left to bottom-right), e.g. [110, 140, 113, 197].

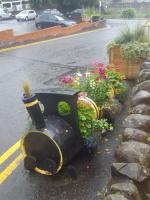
[0, 20, 106, 49]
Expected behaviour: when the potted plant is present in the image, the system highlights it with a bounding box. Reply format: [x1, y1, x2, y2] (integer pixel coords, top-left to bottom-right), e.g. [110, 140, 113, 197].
[57, 96, 113, 150]
[107, 25, 149, 79]
[82, 7, 100, 22]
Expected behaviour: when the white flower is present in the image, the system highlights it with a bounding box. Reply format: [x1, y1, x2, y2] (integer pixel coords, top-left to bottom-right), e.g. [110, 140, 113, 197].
[76, 72, 82, 77]
[85, 72, 90, 77]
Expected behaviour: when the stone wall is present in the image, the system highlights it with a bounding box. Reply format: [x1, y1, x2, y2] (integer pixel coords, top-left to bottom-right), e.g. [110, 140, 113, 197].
[104, 52, 150, 200]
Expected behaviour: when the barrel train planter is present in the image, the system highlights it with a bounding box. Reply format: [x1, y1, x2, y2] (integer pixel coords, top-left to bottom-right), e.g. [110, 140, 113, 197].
[21, 88, 100, 176]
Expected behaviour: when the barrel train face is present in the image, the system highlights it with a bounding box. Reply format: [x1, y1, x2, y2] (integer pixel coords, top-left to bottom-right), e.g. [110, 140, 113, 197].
[21, 88, 99, 175]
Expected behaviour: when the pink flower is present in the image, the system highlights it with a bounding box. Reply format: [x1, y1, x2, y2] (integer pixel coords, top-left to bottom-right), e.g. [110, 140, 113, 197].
[115, 65, 121, 72]
[59, 75, 74, 85]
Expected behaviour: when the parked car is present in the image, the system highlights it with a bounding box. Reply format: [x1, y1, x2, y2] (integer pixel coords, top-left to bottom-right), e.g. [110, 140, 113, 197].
[0, 8, 13, 20]
[67, 9, 83, 22]
[43, 9, 63, 16]
[16, 10, 36, 21]
[35, 12, 76, 29]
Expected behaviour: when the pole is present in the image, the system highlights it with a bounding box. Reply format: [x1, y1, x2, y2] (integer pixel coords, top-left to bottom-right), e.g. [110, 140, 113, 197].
[99, 0, 101, 16]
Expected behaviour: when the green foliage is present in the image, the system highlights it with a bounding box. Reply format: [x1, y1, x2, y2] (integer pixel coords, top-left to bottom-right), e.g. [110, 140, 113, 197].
[134, 25, 149, 43]
[78, 100, 113, 139]
[81, 75, 110, 107]
[115, 81, 129, 103]
[58, 101, 71, 116]
[121, 8, 136, 18]
[115, 25, 149, 45]
[115, 26, 134, 44]
[121, 42, 149, 60]
[107, 25, 150, 61]
[146, 194, 150, 200]
[82, 7, 100, 18]
[31, 0, 98, 11]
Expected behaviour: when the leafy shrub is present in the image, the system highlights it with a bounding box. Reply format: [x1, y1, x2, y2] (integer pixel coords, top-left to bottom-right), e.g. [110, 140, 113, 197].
[82, 7, 100, 18]
[59, 61, 126, 109]
[121, 42, 149, 60]
[115, 25, 149, 44]
[107, 25, 149, 61]
[121, 8, 136, 18]
[77, 99, 113, 139]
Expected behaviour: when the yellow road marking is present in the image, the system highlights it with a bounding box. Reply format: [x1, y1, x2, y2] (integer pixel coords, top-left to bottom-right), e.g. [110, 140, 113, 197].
[0, 154, 23, 184]
[0, 140, 21, 165]
[0, 26, 110, 53]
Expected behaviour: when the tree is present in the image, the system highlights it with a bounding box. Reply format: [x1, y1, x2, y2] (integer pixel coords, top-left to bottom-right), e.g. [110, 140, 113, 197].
[31, 0, 99, 11]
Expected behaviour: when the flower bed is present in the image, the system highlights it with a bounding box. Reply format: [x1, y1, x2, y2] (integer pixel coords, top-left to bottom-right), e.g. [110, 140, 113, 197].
[59, 61, 128, 143]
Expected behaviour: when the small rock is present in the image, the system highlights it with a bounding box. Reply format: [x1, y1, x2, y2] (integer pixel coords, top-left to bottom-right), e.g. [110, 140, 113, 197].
[132, 80, 150, 93]
[138, 69, 150, 82]
[104, 194, 129, 200]
[131, 90, 150, 106]
[123, 128, 150, 144]
[130, 104, 150, 115]
[115, 141, 150, 167]
[123, 114, 150, 132]
[111, 162, 150, 182]
[110, 179, 142, 200]
[141, 62, 150, 70]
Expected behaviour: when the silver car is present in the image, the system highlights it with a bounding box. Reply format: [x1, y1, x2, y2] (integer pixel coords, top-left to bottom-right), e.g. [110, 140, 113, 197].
[16, 10, 36, 21]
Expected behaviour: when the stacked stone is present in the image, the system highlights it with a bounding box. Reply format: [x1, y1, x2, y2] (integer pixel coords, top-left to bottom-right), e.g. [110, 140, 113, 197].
[104, 55, 150, 200]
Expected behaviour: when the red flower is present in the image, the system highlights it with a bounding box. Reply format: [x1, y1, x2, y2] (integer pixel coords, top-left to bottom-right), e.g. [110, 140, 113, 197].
[95, 77, 100, 81]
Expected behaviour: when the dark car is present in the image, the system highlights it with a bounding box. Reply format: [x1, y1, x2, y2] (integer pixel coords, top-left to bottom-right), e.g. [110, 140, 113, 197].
[35, 12, 76, 29]
[66, 9, 83, 22]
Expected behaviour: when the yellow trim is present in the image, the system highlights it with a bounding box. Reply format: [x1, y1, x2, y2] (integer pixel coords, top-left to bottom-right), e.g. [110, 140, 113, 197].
[21, 130, 63, 176]
[78, 97, 99, 119]
[85, 97, 100, 118]
[24, 100, 39, 108]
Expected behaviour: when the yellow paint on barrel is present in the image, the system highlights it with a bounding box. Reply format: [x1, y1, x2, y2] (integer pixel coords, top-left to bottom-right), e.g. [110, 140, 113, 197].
[0, 140, 21, 165]
[0, 154, 23, 184]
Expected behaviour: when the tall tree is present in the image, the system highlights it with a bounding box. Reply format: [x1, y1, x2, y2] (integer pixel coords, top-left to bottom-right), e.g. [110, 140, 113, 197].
[31, 0, 99, 11]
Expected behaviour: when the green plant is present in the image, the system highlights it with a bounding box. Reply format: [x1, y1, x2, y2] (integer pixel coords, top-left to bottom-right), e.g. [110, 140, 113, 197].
[60, 61, 127, 110]
[115, 26, 134, 44]
[78, 100, 113, 139]
[58, 101, 71, 116]
[115, 81, 129, 103]
[121, 42, 149, 60]
[121, 8, 136, 18]
[114, 25, 149, 45]
[82, 7, 100, 18]
[107, 25, 150, 61]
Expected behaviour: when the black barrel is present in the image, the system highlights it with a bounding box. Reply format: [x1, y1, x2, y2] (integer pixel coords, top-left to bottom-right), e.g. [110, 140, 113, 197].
[22, 94, 45, 129]
[21, 115, 83, 175]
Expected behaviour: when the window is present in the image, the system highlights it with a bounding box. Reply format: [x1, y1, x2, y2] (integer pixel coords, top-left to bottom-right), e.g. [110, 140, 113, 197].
[49, 15, 56, 21]
[22, 0, 29, 4]
[12, 2, 21, 5]
[2, 3, 11, 8]
[29, 11, 34, 13]
[40, 13, 49, 20]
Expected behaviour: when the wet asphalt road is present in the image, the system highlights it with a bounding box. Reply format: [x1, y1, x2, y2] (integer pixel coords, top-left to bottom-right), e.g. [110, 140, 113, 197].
[0, 20, 145, 200]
